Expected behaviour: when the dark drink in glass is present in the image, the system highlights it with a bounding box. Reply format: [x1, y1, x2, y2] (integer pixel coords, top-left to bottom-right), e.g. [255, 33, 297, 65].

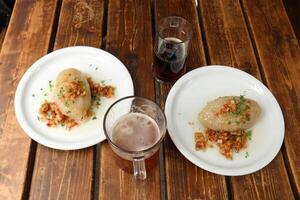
[153, 37, 187, 82]
[153, 16, 192, 82]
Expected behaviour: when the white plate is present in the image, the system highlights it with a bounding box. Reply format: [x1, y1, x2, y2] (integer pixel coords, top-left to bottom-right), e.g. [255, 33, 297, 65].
[15, 46, 134, 150]
[165, 65, 284, 176]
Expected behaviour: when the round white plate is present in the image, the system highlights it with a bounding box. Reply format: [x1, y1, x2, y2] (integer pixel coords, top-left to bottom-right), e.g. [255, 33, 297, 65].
[165, 65, 284, 176]
[15, 46, 134, 150]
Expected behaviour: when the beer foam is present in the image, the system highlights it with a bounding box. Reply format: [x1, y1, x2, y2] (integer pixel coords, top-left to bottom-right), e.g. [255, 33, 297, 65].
[112, 113, 160, 151]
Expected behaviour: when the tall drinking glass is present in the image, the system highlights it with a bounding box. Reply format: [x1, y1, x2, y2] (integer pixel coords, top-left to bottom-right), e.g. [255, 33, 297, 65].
[153, 16, 193, 82]
[103, 96, 166, 180]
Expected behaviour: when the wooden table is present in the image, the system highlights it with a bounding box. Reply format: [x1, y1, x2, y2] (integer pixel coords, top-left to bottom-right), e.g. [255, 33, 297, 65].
[0, 0, 299, 199]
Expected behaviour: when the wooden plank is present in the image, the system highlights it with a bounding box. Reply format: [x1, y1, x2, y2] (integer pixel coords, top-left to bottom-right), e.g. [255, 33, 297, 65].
[99, 0, 160, 199]
[283, 0, 300, 43]
[29, 0, 104, 199]
[0, 0, 59, 199]
[199, 0, 294, 199]
[0, 27, 7, 51]
[241, 0, 300, 197]
[155, 0, 228, 199]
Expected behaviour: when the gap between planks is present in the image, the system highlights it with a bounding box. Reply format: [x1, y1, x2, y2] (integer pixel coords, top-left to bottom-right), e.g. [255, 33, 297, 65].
[93, 0, 109, 199]
[22, 0, 64, 198]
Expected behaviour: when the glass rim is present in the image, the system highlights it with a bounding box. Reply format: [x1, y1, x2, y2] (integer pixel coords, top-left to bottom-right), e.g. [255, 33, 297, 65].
[157, 16, 193, 43]
[103, 95, 167, 155]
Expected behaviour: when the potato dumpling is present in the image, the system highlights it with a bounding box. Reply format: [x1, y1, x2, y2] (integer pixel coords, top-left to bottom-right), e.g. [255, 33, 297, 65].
[53, 68, 91, 121]
[199, 96, 261, 131]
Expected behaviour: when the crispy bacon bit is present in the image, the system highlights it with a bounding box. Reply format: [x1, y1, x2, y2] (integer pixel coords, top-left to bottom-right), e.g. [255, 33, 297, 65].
[39, 101, 78, 129]
[195, 129, 249, 159]
[215, 99, 237, 116]
[87, 77, 115, 98]
[194, 132, 207, 150]
[207, 129, 247, 159]
[63, 81, 86, 100]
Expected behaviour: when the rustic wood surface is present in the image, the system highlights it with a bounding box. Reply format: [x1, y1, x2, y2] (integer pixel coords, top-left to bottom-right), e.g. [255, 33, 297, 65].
[284, 0, 300, 43]
[199, 0, 294, 199]
[0, 0, 299, 199]
[0, 0, 59, 199]
[99, 0, 160, 199]
[241, 0, 300, 198]
[0, 27, 6, 51]
[29, 0, 104, 199]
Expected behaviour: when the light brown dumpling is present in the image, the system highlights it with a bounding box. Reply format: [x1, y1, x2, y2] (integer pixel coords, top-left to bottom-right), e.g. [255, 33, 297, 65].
[199, 96, 261, 131]
[53, 68, 91, 121]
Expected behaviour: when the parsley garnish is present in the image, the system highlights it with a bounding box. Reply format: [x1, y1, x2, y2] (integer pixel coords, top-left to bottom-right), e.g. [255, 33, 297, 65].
[48, 80, 53, 91]
[246, 130, 252, 140]
[231, 95, 249, 116]
[92, 116, 97, 120]
[245, 152, 249, 158]
[32, 94, 35, 97]
[64, 101, 69, 107]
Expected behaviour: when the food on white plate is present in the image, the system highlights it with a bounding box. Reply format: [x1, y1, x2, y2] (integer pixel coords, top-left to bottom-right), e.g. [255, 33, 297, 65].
[195, 95, 261, 159]
[199, 96, 261, 131]
[54, 68, 92, 120]
[38, 68, 115, 129]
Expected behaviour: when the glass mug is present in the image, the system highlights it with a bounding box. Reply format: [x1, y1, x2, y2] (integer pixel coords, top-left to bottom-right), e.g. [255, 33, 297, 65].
[153, 16, 193, 82]
[103, 96, 166, 180]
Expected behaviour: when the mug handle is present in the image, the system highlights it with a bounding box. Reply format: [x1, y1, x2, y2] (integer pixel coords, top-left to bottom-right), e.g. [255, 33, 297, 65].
[133, 157, 147, 180]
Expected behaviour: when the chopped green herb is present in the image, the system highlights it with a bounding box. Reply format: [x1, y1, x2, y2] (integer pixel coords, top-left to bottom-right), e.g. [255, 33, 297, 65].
[231, 95, 249, 116]
[230, 155, 233, 160]
[92, 116, 97, 120]
[44, 93, 47, 96]
[61, 123, 65, 127]
[64, 101, 69, 107]
[227, 121, 231, 125]
[96, 101, 101, 106]
[32, 94, 35, 97]
[37, 116, 41, 121]
[100, 80, 105, 84]
[246, 130, 252, 140]
[66, 110, 71, 114]
[92, 95, 100, 101]
[40, 88, 43, 91]
[245, 151, 249, 158]
[95, 67, 98, 70]
[48, 80, 54, 91]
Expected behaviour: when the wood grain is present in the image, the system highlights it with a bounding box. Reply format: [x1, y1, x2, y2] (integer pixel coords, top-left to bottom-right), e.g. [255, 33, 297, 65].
[241, 0, 300, 197]
[155, 0, 228, 199]
[29, 0, 104, 199]
[283, 0, 300, 43]
[199, 0, 294, 199]
[0, 0, 59, 199]
[99, 0, 160, 199]
[0, 27, 7, 51]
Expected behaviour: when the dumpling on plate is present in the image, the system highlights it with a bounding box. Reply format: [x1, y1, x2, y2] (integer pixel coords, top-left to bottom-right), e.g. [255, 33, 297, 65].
[199, 96, 261, 131]
[53, 68, 91, 121]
